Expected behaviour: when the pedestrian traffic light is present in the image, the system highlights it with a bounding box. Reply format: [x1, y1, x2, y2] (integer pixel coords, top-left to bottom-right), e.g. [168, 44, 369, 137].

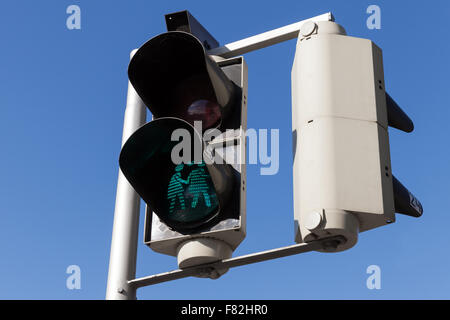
[291, 21, 422, 252]
[119, 11, 247, 273]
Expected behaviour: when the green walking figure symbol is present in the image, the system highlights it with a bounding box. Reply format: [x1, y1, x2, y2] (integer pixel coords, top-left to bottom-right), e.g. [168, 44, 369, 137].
[187, 162, 212, 208]
[167, 163, 189, 214]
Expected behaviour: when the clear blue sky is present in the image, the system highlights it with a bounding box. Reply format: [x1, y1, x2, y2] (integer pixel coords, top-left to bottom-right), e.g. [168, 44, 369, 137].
[0, 0, 449, 299]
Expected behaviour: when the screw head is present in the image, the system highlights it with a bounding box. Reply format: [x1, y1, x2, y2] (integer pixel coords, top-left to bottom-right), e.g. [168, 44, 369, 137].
[301, 21, 317, 37]
[305, 211, 322, 230]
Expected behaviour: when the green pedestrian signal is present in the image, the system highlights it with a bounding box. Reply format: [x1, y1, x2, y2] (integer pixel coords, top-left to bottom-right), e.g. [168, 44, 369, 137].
[119, 117, 231, 233]
[167, 164, 188, 213]
[167, 162, 218, 223]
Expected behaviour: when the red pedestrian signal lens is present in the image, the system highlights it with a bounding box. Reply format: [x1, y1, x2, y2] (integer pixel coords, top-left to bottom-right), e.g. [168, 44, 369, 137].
[184, 99, 221, 129]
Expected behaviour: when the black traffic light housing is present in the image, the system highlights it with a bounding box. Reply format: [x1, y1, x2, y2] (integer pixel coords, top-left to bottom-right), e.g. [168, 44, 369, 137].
[119, 11, 247, 254]
[127, 31, 239, 130]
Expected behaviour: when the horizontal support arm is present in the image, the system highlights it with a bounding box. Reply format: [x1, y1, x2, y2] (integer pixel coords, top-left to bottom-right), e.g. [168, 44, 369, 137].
[207, 12, 334, 58]
[128, 235, 344, 289]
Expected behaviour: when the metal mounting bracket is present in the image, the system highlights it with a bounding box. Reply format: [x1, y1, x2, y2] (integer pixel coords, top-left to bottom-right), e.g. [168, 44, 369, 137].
[128, 235, 345, 289]
[207, 12, 333, 58]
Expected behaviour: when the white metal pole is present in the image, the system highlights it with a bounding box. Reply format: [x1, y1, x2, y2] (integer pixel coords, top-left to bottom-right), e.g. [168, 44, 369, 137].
[106, 50, 147, 300]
